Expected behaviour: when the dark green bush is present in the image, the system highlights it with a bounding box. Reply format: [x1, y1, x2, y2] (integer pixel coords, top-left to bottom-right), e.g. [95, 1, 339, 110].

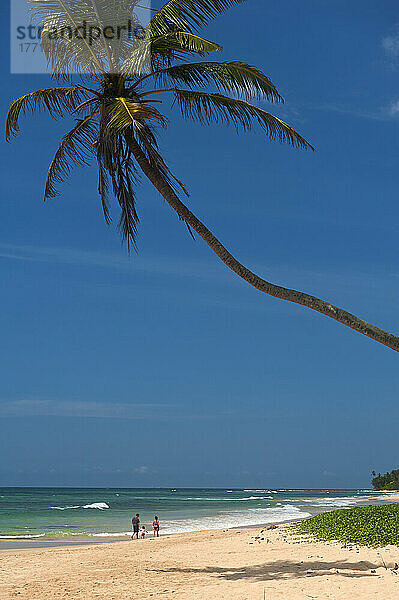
[372, 469, 399, 490]
[294, 504, 399, 547]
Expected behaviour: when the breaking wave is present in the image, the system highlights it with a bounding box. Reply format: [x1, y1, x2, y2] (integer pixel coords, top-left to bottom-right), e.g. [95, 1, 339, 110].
[51, 502, 110, 511]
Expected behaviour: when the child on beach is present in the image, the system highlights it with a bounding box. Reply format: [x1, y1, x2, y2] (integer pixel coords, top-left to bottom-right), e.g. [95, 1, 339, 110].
[140, 526, 147, 539]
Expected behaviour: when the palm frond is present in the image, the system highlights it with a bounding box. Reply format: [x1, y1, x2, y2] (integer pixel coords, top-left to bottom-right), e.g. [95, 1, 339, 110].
[106, 98, 168, 132]
[125, 121, 189, 198]
[173, 90, 314, 149]
[96, 117, 141, 250]
[115, 159, 140, 251]
[119, 42, 153, 77]
[6, 87, 82, 141]
[151, 31, 222, 60]
[30, 0, 107, 74]
[154, 62, 283, 102]
[98, 160, 112, 225]
[45, 113, 98, 199]
[150, 0, 248, 35]
[121, 29, 222, 75]
[30, 0, 144, 75]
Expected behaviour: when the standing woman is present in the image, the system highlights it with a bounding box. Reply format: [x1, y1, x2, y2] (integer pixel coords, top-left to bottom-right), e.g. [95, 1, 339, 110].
[153, 516, 160, 537]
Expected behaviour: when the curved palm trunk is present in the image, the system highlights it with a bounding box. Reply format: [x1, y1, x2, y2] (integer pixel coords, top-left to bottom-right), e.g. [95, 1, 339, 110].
[127, 136, 399, 352]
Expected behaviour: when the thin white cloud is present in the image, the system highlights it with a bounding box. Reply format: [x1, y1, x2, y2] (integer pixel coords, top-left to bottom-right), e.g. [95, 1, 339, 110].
[0, 243, 225, 281]
[134, 465, 149, 474]
[0, 398, 171, 419]
[382, 30, 399, 58]
[1, 245, 398, 320]
[0, 243, 279, 313]
[315, 101, 399, 122]
[0, 399, 239, 421]
[386, 99, 399, 117]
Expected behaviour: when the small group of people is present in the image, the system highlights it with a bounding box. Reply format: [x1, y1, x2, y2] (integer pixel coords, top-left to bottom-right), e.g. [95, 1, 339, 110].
[131, 513, 160, 539]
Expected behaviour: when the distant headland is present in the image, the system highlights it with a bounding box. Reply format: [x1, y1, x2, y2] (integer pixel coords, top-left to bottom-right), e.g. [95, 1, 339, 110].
[372, 468, 399, 491]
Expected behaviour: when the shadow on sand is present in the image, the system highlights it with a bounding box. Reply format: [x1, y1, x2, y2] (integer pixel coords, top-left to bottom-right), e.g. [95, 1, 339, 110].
[149, 559, 378, 582]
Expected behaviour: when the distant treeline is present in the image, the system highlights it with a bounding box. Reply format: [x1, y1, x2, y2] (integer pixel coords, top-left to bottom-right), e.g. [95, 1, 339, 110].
[371, 469, 399, 491]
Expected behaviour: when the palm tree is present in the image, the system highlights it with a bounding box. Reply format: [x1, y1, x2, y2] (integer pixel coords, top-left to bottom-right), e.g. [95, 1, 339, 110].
[6, 0, 399, 352]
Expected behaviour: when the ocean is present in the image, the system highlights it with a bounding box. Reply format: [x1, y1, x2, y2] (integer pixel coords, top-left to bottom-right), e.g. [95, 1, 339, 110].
[0, 488, 384, 542]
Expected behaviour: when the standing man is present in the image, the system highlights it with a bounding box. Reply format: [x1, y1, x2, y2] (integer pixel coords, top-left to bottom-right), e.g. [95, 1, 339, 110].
[131, 513, 140, 539]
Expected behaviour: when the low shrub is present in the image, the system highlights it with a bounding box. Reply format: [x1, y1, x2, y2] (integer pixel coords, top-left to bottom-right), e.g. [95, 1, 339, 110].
[294, 504, 399, 547]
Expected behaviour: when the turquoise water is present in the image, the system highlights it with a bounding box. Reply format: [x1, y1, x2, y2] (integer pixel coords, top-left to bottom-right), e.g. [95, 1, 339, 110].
[0, 488, 381, 539]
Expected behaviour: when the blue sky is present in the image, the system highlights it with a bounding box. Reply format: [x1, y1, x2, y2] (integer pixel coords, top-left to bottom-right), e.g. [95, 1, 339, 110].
[1, 0, 399, 489]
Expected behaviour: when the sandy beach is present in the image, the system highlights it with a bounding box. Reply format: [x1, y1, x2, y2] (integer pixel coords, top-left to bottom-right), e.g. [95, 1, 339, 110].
[1, 519, 399, 600]
[374, 493, 399, 502]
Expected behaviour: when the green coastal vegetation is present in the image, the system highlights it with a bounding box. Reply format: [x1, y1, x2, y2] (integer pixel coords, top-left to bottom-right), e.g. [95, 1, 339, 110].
[294, 504, 399, 547]
[371, 469, 399, 491]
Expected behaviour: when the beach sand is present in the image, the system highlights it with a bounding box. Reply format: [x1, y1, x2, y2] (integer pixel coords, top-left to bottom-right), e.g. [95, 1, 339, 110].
[1, 522, 399, 600]
[375, 493, 399, 502]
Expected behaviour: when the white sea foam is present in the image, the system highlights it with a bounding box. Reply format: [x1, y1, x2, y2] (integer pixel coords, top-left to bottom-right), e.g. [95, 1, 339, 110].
[247, 496, 274, 500]
[158, 505, 311, 535]
[300, 496, 359, 508]
[85, 505, 311, 538]
[51, 505, 81, 510]
[184, 496, 274, 502]
[51, 502, 110, 510]
[91, 531, 133, 538]
[83, 502, 110, 510]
